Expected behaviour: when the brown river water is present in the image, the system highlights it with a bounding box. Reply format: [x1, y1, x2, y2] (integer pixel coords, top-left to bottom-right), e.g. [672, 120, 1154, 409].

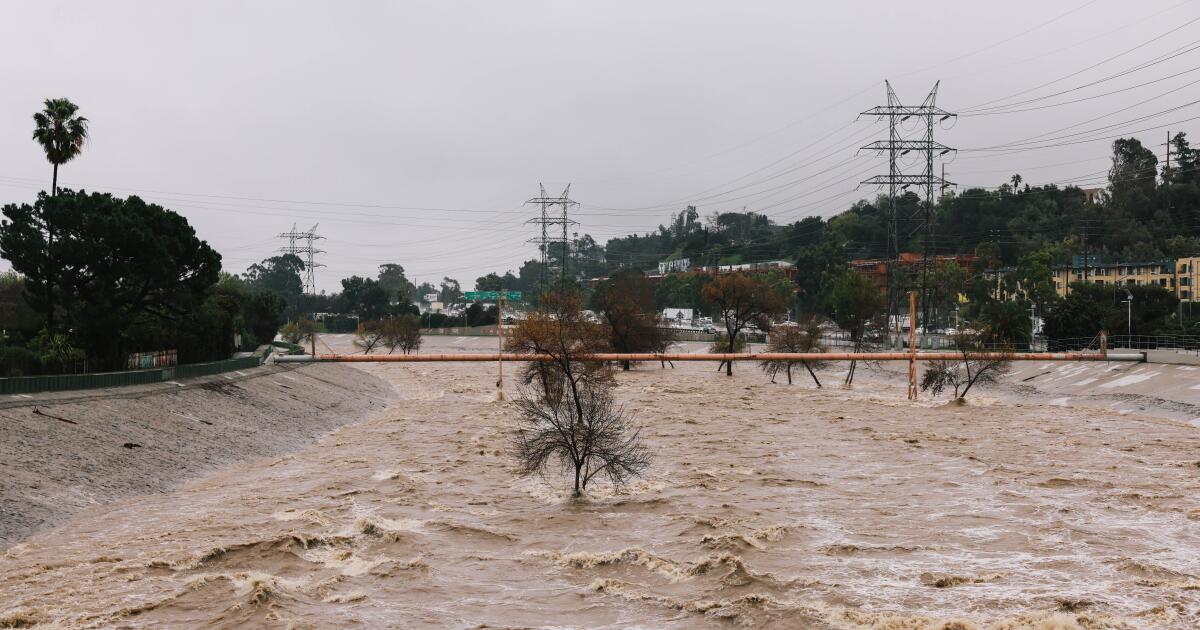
[2, 337, 1200, 628]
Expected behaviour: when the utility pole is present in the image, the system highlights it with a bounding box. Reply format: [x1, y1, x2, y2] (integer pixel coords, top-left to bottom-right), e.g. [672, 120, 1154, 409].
[907, 291, 917, 401]
[861, 81, 956, 341]
[497, 286, 505, 401]
[525, 184, 578, 291]
[1166, 130, 1172, 177]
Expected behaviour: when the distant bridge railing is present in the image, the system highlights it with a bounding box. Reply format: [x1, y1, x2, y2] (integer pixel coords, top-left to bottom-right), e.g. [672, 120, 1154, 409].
[1048, 334, 1200, 354]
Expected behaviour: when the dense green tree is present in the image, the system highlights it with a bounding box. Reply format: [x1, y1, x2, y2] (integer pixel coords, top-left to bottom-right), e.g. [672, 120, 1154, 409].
[377, 263, 416, 305]
[516, 259, 548, 296]
[654, 273, 707, 313]
[465, 302, 498, 327]
[244, 254, 305, 298]
[243, 289, 288, 345]
[1013, 250, 1058, 314]
[977, 300, 1033, 348]
[0, 272, 42, 339]
[0, 192, 64, 332]
[1108, 138, 1159, 223]
[475, 273, 498, 292]
[793, 239, 845, 313]
[340, 275, 391, 320]
[1043, 283, 1178, 339]
[828, 271, 883, 384]
[0, 190, 220, 368]
[439, 277, 463, 304]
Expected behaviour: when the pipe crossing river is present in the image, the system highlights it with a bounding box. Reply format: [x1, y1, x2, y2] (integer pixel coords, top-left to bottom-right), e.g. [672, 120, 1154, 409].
[276, 351, 1145, 363]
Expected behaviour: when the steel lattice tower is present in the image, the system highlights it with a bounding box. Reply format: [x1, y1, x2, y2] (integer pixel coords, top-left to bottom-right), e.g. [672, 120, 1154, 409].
[525, 183, 578, 289]
[860, 81, 956, 337]
[278, 223, 325, 296]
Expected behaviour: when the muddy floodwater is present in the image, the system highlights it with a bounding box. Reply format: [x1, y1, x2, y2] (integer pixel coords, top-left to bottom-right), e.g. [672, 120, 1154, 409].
[3, 340, 1200, 628]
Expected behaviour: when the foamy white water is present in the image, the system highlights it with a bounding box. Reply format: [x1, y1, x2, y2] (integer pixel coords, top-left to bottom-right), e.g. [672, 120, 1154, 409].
[2, 340, 1199, 628]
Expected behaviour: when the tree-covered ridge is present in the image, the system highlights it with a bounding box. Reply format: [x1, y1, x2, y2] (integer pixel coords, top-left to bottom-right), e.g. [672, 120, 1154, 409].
[588, 134, 1199, 280]
[466, 135, 1199, 336]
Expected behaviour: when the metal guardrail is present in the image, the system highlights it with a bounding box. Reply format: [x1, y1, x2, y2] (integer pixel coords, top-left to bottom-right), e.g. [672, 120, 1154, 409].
[0, 368, 166, 395]
[421, 325, 504, 336]
[175, 355, 262, 379]
[0, 354, 266, 396]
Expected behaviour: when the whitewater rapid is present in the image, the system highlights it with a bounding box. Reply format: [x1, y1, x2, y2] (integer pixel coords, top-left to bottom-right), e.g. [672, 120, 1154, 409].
[2, 336, 1198, 628]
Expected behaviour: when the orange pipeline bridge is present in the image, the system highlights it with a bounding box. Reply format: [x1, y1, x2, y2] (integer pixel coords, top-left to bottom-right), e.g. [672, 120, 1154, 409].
[275, 351, 1142, 363]
[275, 347, 1143, 402]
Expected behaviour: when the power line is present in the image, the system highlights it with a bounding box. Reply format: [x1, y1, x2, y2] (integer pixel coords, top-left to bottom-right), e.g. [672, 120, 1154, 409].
[962, 19, 1200, 112]
[961, 66, 1200, 117]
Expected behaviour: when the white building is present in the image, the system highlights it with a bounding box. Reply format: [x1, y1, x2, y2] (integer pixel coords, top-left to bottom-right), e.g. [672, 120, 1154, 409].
[658, 258, 691, 274]
[662, 308, 693, 325]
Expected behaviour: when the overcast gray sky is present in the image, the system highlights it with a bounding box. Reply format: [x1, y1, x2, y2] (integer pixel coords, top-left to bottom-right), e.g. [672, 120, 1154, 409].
[1, 1, 1195, 291]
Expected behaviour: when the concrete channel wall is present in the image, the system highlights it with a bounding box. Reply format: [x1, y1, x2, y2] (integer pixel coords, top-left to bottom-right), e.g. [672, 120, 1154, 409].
[0, 362, 395, 549]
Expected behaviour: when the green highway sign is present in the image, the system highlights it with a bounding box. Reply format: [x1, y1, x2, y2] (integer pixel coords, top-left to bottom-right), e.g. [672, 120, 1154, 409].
[464, 290, 521, 301]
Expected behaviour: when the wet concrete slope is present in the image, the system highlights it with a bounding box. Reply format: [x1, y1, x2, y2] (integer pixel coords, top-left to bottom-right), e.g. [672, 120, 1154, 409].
[0, 363, 395, 548]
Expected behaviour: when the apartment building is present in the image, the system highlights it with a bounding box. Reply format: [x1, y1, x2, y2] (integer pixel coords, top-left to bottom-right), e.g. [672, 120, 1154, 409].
[1052, 255, 1200, 302]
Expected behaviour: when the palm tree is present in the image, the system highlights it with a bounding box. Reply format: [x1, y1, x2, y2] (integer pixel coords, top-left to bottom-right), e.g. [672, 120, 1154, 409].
[32, 98, 89, 196]
[1010, 173, 1023, 193]
[29, 98, 88, 333]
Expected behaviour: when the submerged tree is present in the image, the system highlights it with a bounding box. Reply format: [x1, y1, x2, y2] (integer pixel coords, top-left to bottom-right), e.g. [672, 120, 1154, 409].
[353, 319, 384, 353]
[281, 318, 317, 348]
[760, 317, 826, 386]
[701, 272, 787, 375]
[920, 331, 1011, 401]
[828, 271, 882, 385]
[709, 332, 747, 373]
[381, 314, 422, 354]
[507, 290, 650, 498]
[592, 268, 666, 370]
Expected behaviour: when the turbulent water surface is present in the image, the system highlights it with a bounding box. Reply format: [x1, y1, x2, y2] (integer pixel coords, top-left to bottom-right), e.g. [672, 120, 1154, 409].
[2, 337, 1199, 629]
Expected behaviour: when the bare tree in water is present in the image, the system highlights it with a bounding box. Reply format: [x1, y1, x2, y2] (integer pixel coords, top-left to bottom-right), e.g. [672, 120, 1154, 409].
[380, 314, 422, 354]
[709, 332, 747, 374]
[353, 320, 384, 354]
[760, 317, 826, 386]
[507, 290, 650, 498]
[921, 330, 1011, 400]
[281, 318, 317, 346]
[701, 272, 787, 376]
[592, 268, 667, 371]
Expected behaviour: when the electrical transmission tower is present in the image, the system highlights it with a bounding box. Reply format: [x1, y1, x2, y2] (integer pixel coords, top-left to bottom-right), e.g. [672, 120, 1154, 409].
[277, 223, 325, 296]
[860, 81, 956, 338]
[525, 183, 578, 288]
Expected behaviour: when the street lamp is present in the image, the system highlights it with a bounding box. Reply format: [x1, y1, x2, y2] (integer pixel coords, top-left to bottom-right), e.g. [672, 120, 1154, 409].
[1125, 290, 1134, 338]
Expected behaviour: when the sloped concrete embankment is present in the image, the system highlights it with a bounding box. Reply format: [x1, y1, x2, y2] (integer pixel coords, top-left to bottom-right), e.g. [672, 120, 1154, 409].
[0, 363, 395, 548]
